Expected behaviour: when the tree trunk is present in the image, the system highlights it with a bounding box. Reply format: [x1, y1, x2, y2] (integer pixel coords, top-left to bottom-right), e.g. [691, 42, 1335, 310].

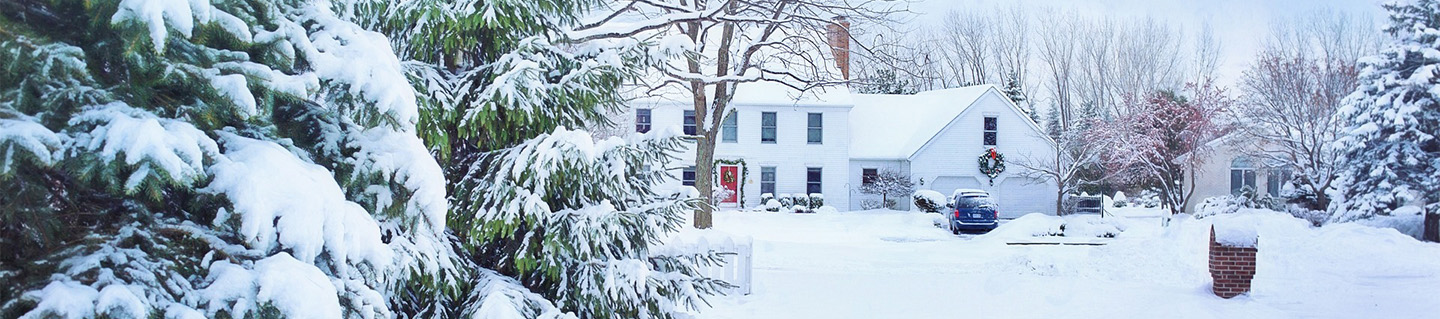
[1424, 206, 1439, 243]
[694, 136, 716, 229]
[1055, 191, 1064, 216]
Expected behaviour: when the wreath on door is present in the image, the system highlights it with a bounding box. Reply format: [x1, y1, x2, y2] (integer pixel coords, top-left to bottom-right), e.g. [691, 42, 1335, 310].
[978, 148, 1005, 185]
[721, 169, 737, 185]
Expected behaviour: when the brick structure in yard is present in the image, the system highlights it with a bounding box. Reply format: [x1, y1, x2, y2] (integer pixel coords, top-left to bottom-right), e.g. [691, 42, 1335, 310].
[1209, 225, 1257, 298]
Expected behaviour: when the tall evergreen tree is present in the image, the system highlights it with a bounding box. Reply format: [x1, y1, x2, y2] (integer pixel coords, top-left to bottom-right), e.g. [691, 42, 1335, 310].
[1002, 72, 1038, 124]
[1, 0, 452, 317]
[345, 0, 727, 317]
[1334, 0, 1440, 240]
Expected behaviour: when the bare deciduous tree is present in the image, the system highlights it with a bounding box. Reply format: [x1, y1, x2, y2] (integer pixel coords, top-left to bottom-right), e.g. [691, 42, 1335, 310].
[573, 0, 902, 228]
[1235, 10, 1377, 213]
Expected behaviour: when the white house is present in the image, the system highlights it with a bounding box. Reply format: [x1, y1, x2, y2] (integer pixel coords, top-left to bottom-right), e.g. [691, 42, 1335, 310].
[848, 86, 1060, 217]
[622, 83, 1059, 215]
[1183, 135, 1295, 213]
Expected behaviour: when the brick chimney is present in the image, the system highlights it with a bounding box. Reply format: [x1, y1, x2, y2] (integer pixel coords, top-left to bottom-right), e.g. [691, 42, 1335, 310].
[826, 16, 851, 80]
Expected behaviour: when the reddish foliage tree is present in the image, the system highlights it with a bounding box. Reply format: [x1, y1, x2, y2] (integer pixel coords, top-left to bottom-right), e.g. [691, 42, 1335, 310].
[1094, 81, 1234, 218]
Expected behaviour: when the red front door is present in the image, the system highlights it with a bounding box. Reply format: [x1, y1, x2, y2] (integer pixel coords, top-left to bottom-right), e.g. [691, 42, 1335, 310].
[719, 165, 739, 203]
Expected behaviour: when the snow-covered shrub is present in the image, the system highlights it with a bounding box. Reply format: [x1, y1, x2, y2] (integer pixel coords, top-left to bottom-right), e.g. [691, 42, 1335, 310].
[792, 193, 810, 208]
[761, 193, 775, 205]
[809, 193, 824, 209]
[1113, 191, 1129, 207]
[815, 206, 839, 214]
[790, 205, 811, 214]
[1197, 187, 1274, 219]
[711, 186, 736, 206]
[764, 199, 782, 212]
[778, 194, 795, 207]
[912, 190, 947, 213]
[858, 199, 881, 209]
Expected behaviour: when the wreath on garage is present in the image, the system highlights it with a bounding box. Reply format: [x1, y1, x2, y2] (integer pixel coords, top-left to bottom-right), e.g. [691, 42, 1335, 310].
[978, 148, 1005, 185]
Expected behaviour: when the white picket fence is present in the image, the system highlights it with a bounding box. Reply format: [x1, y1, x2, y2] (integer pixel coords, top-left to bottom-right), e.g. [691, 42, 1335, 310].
[688, 235, 753, 295]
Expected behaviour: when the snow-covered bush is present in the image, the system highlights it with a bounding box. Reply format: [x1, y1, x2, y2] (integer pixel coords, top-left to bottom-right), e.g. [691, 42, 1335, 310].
[815, 206, 839, 214]
[761, 193, 775, 205]
[711, 186, 737, 206]
[778, 194, 795, 207]
[912, 190, 947, 213]
[792, 193, 810, 208]
[1196, 187, 1274, 219]
[1113, 191, 1129, 207]
[809, 193, 824, 209]
[790, 205, 812, 214]
[764, 199, 782, 212]
[860, 199, 885, 210]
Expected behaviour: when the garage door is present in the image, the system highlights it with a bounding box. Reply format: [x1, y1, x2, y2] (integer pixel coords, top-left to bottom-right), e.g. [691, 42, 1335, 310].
[996, 177, 1056, 218]
[928, 176, 984, 198]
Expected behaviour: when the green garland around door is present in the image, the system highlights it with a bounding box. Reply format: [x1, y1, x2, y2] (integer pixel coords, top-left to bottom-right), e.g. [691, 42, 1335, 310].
[714, 158, 748, 207]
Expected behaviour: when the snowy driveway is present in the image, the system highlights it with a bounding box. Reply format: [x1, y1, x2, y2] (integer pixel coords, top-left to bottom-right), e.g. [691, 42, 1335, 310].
[692, 210, 1440, 319]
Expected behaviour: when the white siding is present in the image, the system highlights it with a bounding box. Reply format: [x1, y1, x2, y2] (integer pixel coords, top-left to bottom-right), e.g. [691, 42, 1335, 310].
[907, 91, 1059, 216]
[636, 102, 853, 210]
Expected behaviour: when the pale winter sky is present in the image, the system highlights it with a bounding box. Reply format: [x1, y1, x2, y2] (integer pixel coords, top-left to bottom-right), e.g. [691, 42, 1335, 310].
[900, 0, 1388, 86]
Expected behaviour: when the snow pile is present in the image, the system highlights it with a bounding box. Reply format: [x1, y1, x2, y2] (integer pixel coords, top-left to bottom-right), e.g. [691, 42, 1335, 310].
[980, 214, 1133, 241]
[1060, 215, 1130, 238]
[1212, 218, 1259, 247]
[980, 213, 1063, 241]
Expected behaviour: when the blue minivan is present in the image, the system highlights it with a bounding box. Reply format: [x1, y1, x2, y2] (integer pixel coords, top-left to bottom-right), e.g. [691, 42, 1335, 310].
[947, 190, 999, 234]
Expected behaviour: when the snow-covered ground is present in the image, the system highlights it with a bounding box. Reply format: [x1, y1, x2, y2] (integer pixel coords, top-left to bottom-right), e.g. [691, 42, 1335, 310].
[687, 209, 1440, 319]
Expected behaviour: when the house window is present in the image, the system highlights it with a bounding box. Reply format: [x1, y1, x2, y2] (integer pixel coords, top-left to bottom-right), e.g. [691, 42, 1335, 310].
[1230, 157, 1256, 195]
[636, 109, 652, 133]
[983, 116, 998, 146]
[807, 113, 823, 144]
[806, 167, 822, 194]
[1267, 168, 1293, 197]
[862, 168, 878, 186]
[760, 166, 776, 195]
[722, 112, 737, 143]
[761, 112, 777, 143]
[683, 110, 697, 135]
[682, 166, 696, 186]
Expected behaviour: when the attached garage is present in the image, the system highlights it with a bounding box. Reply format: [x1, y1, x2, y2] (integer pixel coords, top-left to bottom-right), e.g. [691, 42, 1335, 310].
[996, 177, 1056, 218]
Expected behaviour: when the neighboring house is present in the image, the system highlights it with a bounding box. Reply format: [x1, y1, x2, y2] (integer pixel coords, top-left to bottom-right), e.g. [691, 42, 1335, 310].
[1183, 135, 1294, 213]
[849, 86, 1059, 217]
[621, 83, 1059, 215]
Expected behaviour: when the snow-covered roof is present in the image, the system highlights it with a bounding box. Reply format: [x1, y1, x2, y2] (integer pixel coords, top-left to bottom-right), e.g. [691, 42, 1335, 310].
[848, 85, 998, 160]
[628, 80, 854, 108]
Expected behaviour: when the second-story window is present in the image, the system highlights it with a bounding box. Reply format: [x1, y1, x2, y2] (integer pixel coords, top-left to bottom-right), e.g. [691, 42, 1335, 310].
[761, 112, 777, 144]
[807, 113, 823, 144]
[983, 116, 998, 146]
[683, 110, 697, 135]
[722, 112, 737, 143]
[636, 109, 651, 133]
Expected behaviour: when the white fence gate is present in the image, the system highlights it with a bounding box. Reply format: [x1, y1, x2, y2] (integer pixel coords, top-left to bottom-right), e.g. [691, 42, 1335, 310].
[689, 235, 753, 295]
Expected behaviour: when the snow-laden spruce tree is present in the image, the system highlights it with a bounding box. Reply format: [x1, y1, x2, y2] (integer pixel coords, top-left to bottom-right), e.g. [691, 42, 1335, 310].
[343, 0, 728, 318]
[0, 0, 454, 318]
[1334, 0, 1440, 239]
